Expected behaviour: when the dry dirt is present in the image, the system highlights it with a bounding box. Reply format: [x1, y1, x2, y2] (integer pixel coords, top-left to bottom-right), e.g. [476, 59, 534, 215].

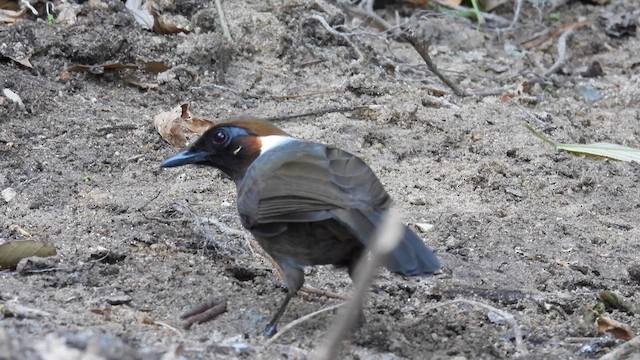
[1, 0, 640, 359]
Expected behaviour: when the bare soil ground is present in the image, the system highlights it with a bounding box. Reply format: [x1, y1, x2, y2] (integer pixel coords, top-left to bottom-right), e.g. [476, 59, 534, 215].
[1, 0, 639, 359]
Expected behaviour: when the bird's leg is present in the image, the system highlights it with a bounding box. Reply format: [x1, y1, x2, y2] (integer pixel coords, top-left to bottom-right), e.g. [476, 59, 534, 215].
[263, 292, 293, 337]
[263, 261, 304, 337]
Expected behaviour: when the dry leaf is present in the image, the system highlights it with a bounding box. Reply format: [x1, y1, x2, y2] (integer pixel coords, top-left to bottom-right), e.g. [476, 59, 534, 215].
[152, 13, 192, 34]
[1, 303, 52, 318]
[0, 6, 25, 23]
[3, 88, 25, 110]
[124, 78, 160, 90]
[597, 316, 636, 340]
[127, 0, 191, 34]
[0, 240, 57, 270]
[154, 105, 187, 147]
[478, 0, 510, 11]
[0, 0, 21, 11]
[153, 104, 216, 147]
[7, 55, 32, 68]
[138, 312, 156, 325]
[142, 61, 171, 73]
[56, 3, 82, 25]
[524, 123, 640, 162]
[126, 0, 154, 30]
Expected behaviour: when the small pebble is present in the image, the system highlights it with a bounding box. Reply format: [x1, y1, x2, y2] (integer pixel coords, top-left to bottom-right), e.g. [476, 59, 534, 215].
[409, 197, 427, 205]
[106, 295, 132, 306]
[1, 187, 17, 203]
[505, 187, 525, 198]
[415, 223, 434, 233]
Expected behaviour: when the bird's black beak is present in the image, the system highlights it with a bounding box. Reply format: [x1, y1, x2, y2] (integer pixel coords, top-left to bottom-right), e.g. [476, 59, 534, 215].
[160, 149, 208, 168]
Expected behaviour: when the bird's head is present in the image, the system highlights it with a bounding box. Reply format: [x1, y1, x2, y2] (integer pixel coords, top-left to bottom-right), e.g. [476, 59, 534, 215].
[160, 117, 292, 184]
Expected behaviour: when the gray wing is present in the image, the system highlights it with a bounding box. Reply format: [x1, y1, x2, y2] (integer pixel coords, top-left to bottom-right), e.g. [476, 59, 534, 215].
[237, 141, 391, 228]
[237, 140, 440, 276]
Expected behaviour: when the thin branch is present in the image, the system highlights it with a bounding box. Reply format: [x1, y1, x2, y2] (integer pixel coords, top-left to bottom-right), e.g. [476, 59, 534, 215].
[337, 2, 398, 35]
[508, 0, 524, 30]
[263, 303, 344, 346]
[401, 28, 469, 97]
[425, 299, 529, 357]
[300, 286, 348, 301]
[306, 15, 364, 63]
[599, 335, 640, 360]
[180, 300, 227, 330]
[542, 29, 573, 77]
[214, 0, 232, 42]
[265, 105, 380, 122]
[430, 0, 511, 25]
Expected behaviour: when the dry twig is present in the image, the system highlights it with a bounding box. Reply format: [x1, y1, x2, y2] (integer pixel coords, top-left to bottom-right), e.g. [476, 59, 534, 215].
[599, 335, 640, 360]
[426, 299, 529, 357]
[508, 0, 524, 29]
[264, 303, 344, 346]
[429, 0, 511, 25]
[306, 14, 364, 62]
[266, 105, 380, 122]
[520, 21, 589, 50]
[401, 28, 468, 97]
[337, 2, 398, 35]
[214, 0, 232, 42]
[180, 299, 227, 330]
[542, 29, 573, 77]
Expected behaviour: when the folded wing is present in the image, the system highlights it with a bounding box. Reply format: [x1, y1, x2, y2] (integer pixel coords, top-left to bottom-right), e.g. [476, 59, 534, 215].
[237, 141, 439, 275]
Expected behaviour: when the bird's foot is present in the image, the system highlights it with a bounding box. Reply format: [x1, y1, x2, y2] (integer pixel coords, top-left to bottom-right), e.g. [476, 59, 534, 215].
[263, 323, 278, 338]
[180, 298, 227, 330]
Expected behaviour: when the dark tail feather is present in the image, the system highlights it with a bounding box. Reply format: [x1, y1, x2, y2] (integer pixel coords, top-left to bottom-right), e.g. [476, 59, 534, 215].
[385, 227, 440, 276]
[331, 209, 440, 276]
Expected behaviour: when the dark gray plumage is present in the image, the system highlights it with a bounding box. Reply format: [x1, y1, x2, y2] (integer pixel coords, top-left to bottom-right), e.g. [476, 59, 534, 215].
[161, 119, 439, 337]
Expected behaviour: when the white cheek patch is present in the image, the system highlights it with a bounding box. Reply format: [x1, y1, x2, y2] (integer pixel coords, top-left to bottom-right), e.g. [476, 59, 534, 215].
[259, 135, 295, 156]
[233, 146, 242, 155]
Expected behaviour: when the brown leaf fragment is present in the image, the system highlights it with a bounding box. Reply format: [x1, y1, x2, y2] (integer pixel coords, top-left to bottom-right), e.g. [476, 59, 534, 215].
[124, 78, 160, 90]
[90, 306, 112, 316]
[179, 104, 216, 134]
[479, 0, 510, 11]
[143, 61, 171, 73]
[0, 0, 21, 11]
[154, 105, 187, 147]
[1, 303, 52, 318]
[0, 240, 57, 270]
[152, 12, 192, 34]
[597, 316, 636, 340]
[153, 104, 216, 147]
[137, 312, 156, 325]
[0, 6, 25, 23]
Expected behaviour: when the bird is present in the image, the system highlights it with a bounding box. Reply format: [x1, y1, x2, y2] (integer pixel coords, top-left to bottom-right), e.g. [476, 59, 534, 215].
[160, 117, 440, 337]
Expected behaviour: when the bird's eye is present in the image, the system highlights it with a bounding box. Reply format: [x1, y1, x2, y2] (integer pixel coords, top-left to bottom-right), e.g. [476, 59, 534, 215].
[212, 130, 227, 144]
